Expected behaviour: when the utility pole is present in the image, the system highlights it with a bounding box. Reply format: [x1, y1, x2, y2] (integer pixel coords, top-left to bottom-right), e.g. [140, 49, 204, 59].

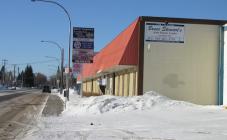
[18, 67, 19, 87]
[2, 59, 8, 86]
[18, 67, 19, 75]
[61, 49, 64, 94]
[13, 64, 16, 87]
[22, 71, 24, 88]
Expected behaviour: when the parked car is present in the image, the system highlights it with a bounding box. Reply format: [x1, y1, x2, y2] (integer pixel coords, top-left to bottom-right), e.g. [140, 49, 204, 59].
[8, 86, 16, 90]
[42, 85, 51, 93]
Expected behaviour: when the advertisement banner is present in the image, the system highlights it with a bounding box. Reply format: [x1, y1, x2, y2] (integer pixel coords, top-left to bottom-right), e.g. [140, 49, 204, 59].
[73, 49, 93, 63]
[72, 27, 94, 63]
[145, 22, 185, 43]
[73, 63, 82, 74]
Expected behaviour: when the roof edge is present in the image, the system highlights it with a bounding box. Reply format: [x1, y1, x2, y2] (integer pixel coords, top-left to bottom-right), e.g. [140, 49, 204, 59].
[139, 16, 227, 25]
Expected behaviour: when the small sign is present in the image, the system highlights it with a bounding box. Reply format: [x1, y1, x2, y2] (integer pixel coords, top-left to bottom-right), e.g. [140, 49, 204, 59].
[145, 22, 185, 43]
[65, 67, 72, 74]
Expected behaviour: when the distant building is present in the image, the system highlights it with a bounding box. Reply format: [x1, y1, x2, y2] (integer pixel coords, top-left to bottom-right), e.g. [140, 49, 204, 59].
[78, 16, 227, 105]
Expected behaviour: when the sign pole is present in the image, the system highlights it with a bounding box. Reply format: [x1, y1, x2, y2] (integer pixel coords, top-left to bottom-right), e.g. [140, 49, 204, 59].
[72, 27, 94, 97]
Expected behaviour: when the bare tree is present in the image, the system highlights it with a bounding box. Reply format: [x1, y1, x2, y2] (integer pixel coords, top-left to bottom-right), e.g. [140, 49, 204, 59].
[34, 73, 47, 88]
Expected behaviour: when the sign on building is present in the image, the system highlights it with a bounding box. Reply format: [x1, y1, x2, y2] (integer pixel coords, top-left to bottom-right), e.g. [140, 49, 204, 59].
[145, 22, 185, 43]
[72, 27, 94, 63]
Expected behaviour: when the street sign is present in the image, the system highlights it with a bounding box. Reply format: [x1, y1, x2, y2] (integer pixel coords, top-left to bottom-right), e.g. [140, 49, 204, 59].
[65, 67, 72, 74]
[72, 27, 94, 63]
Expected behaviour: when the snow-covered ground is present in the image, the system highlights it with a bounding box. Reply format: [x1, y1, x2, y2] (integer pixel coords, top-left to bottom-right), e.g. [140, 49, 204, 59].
[0, 85, 21, 91]
[23, 90, 227, 140]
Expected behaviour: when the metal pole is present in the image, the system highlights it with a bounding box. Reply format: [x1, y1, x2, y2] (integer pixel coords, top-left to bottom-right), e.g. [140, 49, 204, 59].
[61, 49, 64, 94]
[22, 72, 24, 88]
[80, 65, 83, 96]
[13, 64, 16, 87]
[32, 0, 72, 101]
[18, 67, 19, 87]
[2, 59, 8, 86]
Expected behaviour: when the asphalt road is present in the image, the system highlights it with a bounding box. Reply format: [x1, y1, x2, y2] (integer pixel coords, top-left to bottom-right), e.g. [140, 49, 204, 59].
[0, 89, 36, 102]
[0, 89, 49, 140]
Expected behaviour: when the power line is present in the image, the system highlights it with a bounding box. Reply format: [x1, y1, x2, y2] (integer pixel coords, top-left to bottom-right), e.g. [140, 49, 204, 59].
[2, 59, 61, 78]
[8, 59, 58, 66]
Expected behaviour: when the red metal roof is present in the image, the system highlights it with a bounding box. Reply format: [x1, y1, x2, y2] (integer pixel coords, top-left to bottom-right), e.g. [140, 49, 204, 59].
[79, 18, 140, 80]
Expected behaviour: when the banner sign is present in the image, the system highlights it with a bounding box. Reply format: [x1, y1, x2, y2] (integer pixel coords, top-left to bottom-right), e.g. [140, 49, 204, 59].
[73, 49, 94, 63]
[73, 63, 82, 74]
[73, 27, 94, 63]
[145, 22, 185, 43]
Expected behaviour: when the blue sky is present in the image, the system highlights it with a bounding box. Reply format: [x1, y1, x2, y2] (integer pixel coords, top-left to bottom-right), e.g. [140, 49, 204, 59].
[0, 0, 227, 77]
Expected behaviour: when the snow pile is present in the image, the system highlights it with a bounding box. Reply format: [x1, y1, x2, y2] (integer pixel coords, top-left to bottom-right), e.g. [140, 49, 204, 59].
[51, 89, 59, 93]
[69, 88, 76, 94]
[51, 88, 79, 105]
[23, 90, 227, 140]
[64, 91, 196, 115]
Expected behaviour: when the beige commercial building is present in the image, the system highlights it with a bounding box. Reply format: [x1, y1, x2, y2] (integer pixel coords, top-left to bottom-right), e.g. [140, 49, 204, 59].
[79, 16, 227, 105]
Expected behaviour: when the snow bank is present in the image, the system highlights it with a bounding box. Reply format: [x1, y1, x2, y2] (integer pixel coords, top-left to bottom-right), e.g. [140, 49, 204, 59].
[22, 90, 226, 140]
[69, 88, 76, 94]
[23, 90, 227, 140]
[51, 88, 78, 106]
[63, 91, 197, 115]
[51, 89, 59, 93]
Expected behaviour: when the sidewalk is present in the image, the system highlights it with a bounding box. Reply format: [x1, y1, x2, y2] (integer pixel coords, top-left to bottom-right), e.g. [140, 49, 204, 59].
[42, 94, 64, 116]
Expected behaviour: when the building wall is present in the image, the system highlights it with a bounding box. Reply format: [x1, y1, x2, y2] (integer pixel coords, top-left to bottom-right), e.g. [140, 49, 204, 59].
[82, 82, 87, 96]
[106, 74, 113, 95]
[114, 69, 137, 96]
[129, 72, 135, 96]
[123, 73, 128, 96]
[143, 23, 220, 105]
[82, 68, 138, 97]
[119, 74, 123, 96]
[115, 75, 119, 96]
[92, 78, 99, 95]
[224, 27, 227, 105]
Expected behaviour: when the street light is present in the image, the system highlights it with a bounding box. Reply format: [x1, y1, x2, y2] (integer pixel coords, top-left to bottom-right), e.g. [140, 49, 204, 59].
[41, 40, 62, 51]
[45, 55, 63, 90]
[32, 0, 72, 100]
[42, 40, 64, 94]
[45, 56, 60, 62]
